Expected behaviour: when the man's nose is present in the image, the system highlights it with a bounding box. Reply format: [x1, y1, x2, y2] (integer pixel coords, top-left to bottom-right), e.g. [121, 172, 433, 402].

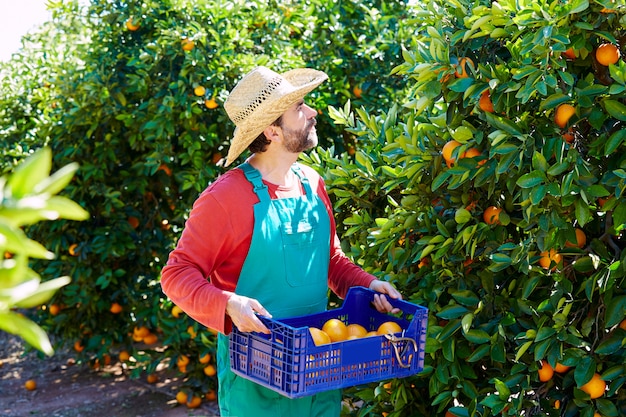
[304, 103, 317, 118]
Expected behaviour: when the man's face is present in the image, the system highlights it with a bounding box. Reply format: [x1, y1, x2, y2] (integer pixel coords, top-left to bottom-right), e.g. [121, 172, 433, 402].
[278, 100, 318, 153]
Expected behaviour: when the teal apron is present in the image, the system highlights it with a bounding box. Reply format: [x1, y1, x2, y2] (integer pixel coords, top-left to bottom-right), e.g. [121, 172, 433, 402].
[216, 162, 342, 417]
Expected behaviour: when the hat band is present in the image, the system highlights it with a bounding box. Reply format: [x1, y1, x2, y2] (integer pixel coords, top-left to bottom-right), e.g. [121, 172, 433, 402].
[231, 75, 284, 125]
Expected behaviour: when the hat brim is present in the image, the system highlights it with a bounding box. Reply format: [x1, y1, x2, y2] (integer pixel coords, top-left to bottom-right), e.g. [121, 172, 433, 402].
[225, 69, 327, 166]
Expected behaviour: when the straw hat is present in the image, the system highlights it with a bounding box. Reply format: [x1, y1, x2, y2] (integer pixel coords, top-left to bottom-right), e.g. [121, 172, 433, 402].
[223, 66, 328, 166]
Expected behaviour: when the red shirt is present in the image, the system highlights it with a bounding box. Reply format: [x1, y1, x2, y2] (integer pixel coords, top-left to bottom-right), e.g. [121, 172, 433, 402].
[160, 164, 375, 334]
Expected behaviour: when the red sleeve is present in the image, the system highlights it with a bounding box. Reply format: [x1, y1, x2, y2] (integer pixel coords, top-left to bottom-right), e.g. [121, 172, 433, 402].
[160, 170, 256, 334]
[300, 165, 376, 298]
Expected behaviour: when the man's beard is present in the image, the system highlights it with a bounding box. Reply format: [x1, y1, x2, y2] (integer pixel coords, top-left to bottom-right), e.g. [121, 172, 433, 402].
[281, 119, 318, 153]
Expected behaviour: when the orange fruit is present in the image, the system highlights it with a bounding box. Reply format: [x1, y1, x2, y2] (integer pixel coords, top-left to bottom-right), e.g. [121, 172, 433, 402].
[134, 326, 150, 338]
[377, 321, 403, 336]
[562, 127, 575, 143]
[353, 85, 362, 98]
[127, 216, 140, 229]
[109, 302, 123, 314]
[309, 327, 331, 346]
[538, 361, 554, 382]
[68, 243, 78, 256]
[594, 413, 603, 417]
[199, 353, 211, 364]
[442, 140, 462, 167]
[181, 38, 195, 51]
[322, 319, 349, 342]
[119, 350, 130, 362]
[203, 364, 217, 377]
[146, 373, 158, 384]
[365, 331, 379, 337]
[596, 43, 620, 66]
[483, 206, 503, 225]
[194, 85, 206, 97]
[143, 333, 158, 345]
[454, 57, 474, 78]
[205, 98, 218, 109]
[187, 395, 202, 409]
[157, 163, 172, 176]
[580, 373, 606, 399]
[125, 17, 140, 31]
[555, 104, 576, 128]
[554, 399, 561, 409]
[563, 48, 576, 59]
[565, 228, 586, 249]
[479, 90, 494, 113]
[346, 323, 368, 339]
[176, 391, 188, 404]
[24, 379, 37, 391]
[554, 362, 570, 373]
[211, 152, 223, 164]
[205, 389, 217, 401]
[539, 249, 562, 271]
[461, 147, 486, 165]
[49, 304, 61, 316]
[187, 325, 197, 338]
[177, 355, 190, 368]
[171, 305, 184, 318]
[74, 340, 84, 353]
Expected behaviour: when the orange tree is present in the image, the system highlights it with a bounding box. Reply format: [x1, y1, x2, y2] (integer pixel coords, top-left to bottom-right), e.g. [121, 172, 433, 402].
[306, 0, 626, 416]
[0, 0, 410, 404]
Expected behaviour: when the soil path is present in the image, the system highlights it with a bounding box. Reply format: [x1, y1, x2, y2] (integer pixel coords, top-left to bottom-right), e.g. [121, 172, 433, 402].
[0, 333, 220, 417]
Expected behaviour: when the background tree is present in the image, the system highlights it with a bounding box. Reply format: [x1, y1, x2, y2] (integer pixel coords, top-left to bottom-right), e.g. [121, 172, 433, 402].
[0, 0, 410, 407]
[313, 0, 626, 416]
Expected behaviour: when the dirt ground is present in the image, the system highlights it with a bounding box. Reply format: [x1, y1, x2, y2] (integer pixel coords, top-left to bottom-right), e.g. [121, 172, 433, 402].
[0, 332, 221, 417]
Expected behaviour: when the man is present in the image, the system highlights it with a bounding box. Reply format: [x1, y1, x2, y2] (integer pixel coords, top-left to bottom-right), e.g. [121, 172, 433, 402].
[160, 66, 401, 416]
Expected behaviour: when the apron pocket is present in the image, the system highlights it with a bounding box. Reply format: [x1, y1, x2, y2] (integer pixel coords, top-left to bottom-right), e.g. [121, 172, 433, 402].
[281, 221, 326, 287]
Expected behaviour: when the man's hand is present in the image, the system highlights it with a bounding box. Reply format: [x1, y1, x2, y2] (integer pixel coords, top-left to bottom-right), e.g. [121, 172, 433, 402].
[369, 280, 403, 314]
[226, 293, 272, 334]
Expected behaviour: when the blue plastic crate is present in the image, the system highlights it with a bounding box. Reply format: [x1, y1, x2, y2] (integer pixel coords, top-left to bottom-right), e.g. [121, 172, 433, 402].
[229, 286, 428, 398]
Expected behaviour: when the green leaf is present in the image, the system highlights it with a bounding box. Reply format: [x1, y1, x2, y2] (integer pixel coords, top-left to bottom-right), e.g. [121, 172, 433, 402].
[595, 334, 623, 355]
[464, 329, 491, 344]
[532, 151, 548, 172]
[567, 0, 589, 14]
[516, 341, 533, 362]
[6, 147, 52, 199]
[494, 378, 511, 400]
[45, 196, 89, 221]
[0, 311, 53, 356]
[488, 253, 512, 272]
[535, 327, 556, 342]
[33, 162, 80, 196]
[461, 313, 474, 333]
[437, 304, 470, 320]
[604, 295, 626, 327]
[517, 170, 546, 188]
[540, 93, 570, 111]
[451, 289, 480, 306]
[455, 208, 472, 224]
[574, 356, 596, 387]
[605, 129, 626, 155]
[604, 100, 626, 121]
[484, 113, 524, 136]
[12, 276, 71, 308]
[432, 171, 451, 192]
[466, 344, 491, 362]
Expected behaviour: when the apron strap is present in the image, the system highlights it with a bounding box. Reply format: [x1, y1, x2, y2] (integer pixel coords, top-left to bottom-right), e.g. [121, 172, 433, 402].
[291, 164, 313, 197]
[238, 162, 270, 203]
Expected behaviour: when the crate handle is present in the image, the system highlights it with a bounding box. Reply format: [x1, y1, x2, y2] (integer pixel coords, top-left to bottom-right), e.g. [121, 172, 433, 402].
[384, 333, 418, 369]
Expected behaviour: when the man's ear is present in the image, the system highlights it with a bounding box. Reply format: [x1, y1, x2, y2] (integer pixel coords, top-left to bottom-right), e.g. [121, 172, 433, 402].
[263, 125, 281, 142]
